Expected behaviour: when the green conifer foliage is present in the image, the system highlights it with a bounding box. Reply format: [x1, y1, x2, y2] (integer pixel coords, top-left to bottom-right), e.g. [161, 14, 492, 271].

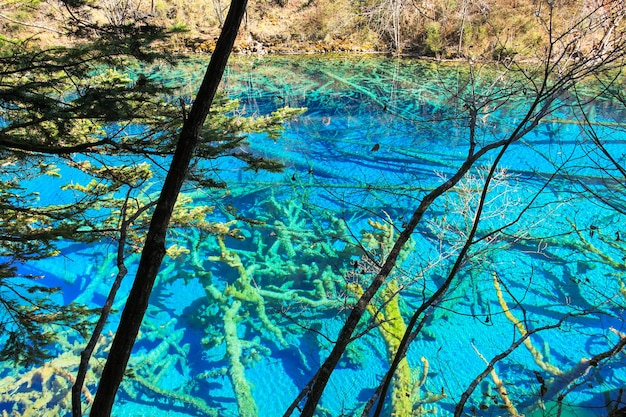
[0, 1, 302, 367]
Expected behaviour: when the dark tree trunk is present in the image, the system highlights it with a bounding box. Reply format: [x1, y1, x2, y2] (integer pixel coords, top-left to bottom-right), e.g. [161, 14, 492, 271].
[88, 1, 248, 415]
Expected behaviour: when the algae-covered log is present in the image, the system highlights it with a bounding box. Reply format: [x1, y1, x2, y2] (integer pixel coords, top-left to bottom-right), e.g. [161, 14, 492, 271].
[223, 300, 258, 417]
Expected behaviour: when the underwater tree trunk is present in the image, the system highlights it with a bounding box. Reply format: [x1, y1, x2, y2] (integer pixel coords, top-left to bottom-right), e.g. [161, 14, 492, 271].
[88, 1, 248, 415]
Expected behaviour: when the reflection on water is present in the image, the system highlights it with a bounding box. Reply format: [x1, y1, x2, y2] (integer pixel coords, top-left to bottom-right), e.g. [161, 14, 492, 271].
[2, 54, 626, 417]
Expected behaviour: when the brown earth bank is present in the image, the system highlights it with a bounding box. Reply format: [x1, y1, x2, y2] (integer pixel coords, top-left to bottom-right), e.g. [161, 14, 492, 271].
[2, 0, 620, 61]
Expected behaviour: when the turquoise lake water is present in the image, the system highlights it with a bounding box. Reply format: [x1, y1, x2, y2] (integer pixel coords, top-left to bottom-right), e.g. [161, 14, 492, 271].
[2, 54, 626, 416]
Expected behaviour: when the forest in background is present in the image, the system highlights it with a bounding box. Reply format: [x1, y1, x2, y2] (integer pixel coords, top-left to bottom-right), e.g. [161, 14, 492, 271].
[0, 0, 616, 58]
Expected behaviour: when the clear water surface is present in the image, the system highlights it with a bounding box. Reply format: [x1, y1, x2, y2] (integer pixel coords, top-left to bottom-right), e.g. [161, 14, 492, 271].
[2, 54, 626, 417]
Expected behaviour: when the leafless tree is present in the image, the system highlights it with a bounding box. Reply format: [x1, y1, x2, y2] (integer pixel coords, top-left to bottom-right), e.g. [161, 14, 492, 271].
[286, 1, 626, 416]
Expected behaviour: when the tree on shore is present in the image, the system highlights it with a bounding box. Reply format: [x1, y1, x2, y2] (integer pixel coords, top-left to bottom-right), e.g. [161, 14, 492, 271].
[0, 0, 180, 366]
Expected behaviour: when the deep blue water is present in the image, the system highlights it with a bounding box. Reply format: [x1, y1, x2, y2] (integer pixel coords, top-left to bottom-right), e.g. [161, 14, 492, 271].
[2, 54, 626, 417]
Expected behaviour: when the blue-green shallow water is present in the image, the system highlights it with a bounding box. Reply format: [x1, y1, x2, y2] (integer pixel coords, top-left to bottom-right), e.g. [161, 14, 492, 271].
[2, 54, 626, 417]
